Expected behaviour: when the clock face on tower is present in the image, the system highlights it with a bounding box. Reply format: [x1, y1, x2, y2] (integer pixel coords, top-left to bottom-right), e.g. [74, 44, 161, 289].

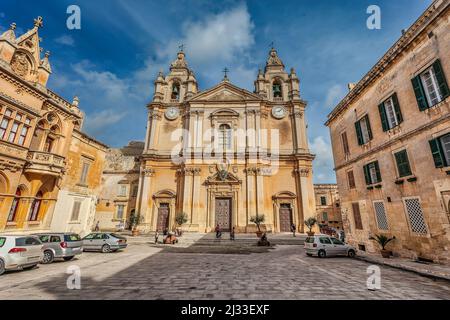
[165, 106, 180, 120]
[272, 106, 286, 119]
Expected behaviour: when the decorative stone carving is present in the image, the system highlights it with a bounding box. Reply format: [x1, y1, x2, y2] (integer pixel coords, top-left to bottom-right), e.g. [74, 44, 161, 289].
[294, 168, 310, 177]
[143, 168, 155, 177]
[11, 52, 30, 78]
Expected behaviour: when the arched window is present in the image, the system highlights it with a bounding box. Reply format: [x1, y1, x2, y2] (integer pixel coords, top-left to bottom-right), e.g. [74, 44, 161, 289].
[29, 191, 43, 221]
[44, 136, 54, 153]
[273, 80, 282, 98]
[8, 188, 21, 222]
[218, 124, 232, 150]
[171, 82, 180, 101]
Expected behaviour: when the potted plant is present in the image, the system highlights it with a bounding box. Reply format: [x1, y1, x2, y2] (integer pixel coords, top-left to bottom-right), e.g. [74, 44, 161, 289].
[370, 234, 396, 258]
[250, 214, 265, 238]
[129, 211, 144, 236]
[175, 212, 188, 236]
[304, 217, 317, 236]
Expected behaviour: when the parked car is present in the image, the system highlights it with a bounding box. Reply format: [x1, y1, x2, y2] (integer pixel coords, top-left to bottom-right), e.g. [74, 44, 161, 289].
[304, 234, 356, 258]
[33, 233, 83, 264]
[0, 235, 43, 275]
[82, 233, 127, 253]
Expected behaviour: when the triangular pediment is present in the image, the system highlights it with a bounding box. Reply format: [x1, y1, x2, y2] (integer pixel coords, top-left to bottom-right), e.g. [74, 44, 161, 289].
[188, 81, 262, 102]
[205, 171, 241, 185]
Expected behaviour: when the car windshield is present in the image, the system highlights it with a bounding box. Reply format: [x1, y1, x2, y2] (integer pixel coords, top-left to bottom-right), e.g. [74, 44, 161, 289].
[16, 237, 42, 246]
[65, 234, 81, 242]
[0, 237, 5, 247]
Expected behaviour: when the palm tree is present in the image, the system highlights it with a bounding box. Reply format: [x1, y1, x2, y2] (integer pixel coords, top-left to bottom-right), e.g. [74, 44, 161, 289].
[369, 234, 396, 251]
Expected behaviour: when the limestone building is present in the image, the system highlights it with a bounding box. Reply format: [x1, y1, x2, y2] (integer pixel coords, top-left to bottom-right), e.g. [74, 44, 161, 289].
[314, 184, 342, 231]
[96, 141, 143, 231]
[137, 48, 316, 233]
[326, 0, 450, 263]
[50, 130, 107, 236]
[0, 18, 87, 233]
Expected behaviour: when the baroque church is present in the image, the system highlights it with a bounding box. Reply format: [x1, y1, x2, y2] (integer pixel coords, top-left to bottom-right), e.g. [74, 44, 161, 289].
[136, 48, 316, 233]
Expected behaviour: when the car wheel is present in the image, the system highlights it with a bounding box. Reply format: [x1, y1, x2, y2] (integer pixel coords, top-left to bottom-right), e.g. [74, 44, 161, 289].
[318, 250, 326, 258]
[0, 259, 5, 276]
[42, 250, 54, 264]
[63, 256, 74, 261]
[101, 244, 111, 253]
[348, 250, 356, 258]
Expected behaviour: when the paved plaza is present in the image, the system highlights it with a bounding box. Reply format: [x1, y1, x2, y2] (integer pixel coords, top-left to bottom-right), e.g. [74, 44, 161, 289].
[1, 234, 449, 300]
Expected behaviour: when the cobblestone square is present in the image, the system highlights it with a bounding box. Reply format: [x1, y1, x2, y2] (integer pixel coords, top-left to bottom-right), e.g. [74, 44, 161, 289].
[1, 239, 449, 300]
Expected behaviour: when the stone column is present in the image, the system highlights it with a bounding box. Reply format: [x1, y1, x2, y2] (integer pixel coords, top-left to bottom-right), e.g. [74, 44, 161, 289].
[147, 110, 162, 151]
[292, 108, 307, 153]
[294, 167, 315, 232]
[137, 168, 155, 231]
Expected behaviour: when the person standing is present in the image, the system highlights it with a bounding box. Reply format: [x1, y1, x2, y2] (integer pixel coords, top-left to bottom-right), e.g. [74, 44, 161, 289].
[215, 224, 222, 239]
[230, 227, 235, 241]
[290, 223, 296, 237]
[155, 230, 159, 244]
[94, 221, 100, 232]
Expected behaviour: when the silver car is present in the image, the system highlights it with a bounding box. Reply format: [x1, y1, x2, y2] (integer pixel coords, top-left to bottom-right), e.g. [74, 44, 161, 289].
[82, 233, 127, 253]
[0, 235, 43, 275]
[304, 234, 356, 258]
[33, 233, 83, 264]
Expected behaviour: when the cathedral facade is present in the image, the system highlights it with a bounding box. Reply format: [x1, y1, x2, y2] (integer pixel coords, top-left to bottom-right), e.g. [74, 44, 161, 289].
[136, 48, 316, 233]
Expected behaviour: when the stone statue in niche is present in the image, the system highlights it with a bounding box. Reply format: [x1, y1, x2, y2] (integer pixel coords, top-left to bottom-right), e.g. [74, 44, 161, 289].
[11, 52, 30, 78]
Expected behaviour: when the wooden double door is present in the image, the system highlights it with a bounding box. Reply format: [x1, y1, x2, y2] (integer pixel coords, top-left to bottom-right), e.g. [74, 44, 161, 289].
[279, 203, 293, 232]
[157, 203, 170, 231]
[215, 198, 232, 231]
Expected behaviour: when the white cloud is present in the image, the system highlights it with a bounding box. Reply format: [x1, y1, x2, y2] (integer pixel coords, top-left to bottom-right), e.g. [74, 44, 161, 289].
[325, 84, 346, 109]
[54, 34, 75, 46]
[72, 60, 135, 101]
[310, 136, 336, 183]
[156, 4, 256, 89]
[83, 110, 127, 134]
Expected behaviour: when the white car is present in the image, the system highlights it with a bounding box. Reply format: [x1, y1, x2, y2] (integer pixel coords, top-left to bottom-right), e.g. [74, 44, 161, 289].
[0, 235, 43, 275]
[304, 234, 356, 258]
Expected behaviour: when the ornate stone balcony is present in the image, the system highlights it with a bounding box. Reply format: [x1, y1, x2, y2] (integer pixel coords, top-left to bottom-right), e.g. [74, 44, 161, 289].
[24, 151, 65, 176]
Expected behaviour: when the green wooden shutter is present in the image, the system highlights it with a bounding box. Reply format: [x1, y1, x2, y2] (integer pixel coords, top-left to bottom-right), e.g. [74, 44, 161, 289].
[395, 150, 412, 177]
[433, 59, 449, 100]
[411, 76, 429, 111]
[363, 164, 371, 185]
[392, 93, 403, 124]
[429, 139, 445, 168]
[355, 121, 363, 145]
[378, 103, 389, 131]
[374, 161, 382, 182]
[365, 115, 373, 140]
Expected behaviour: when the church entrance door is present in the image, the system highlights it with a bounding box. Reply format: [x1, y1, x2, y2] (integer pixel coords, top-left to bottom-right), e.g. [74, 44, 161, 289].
[215, 198, 231, 231]
[279, 203, 293, 232]
[157, 203, 170, 231]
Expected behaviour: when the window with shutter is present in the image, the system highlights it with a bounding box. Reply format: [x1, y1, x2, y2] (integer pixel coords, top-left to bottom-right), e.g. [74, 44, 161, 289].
[347, 170, 356, 189]
[341, 131, 350, 155]
[356, 116, 372, 145]
[394, 150, 412, 177]
[352, 203, 363, 230]
[413, 60, 449, 110]
[429, 138, 446, 168]
[364, 161, 381, 184]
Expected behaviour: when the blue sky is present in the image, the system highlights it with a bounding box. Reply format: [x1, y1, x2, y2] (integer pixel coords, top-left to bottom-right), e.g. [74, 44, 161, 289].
[0, 0, 432, 183]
